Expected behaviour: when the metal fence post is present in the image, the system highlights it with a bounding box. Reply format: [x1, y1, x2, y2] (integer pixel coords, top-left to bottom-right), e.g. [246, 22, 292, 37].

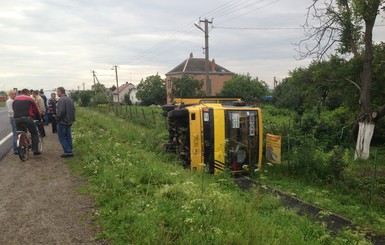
[371, 149, 378, 197]
[288, 120, 291, 174]
[142, 108, 146, 122]
[152, 110, 156, 124]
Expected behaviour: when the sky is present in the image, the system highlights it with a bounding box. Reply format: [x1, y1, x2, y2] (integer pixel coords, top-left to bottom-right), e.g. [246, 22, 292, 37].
[0, 0, 384, 92]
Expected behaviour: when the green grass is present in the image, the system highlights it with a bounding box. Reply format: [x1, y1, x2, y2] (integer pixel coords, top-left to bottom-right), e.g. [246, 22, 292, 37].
[67, 107, 370, 244]
[259, 105, 385, 235]
[0, 101, 5, 107]
[257, 165, 385, 234]
[262, 153, 385, 232]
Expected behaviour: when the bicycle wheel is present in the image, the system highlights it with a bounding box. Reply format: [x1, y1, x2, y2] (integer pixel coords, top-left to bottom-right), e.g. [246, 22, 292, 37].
[18, 133, 29, 161]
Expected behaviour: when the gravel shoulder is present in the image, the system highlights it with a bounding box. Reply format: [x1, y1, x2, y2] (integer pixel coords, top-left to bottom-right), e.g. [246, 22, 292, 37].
[0, 128, 104, 244]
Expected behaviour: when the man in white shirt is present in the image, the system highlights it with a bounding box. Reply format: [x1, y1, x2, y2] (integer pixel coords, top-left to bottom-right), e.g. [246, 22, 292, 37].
[6, 90, 18, 154]
[32, 90, 46, 137]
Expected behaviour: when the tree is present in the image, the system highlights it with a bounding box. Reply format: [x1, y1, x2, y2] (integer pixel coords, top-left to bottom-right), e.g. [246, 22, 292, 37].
[300, 0, 385, 160]
[272, 72, 308, 116]
[92, 83, 112, 105]
[219, 74, 268, 104]
[79, 91, 93, 107]
[136, 74, 166, 105]
[169, 74, 204, 101]
[109, 85, 116, 92]
[123, 93, 132, 105]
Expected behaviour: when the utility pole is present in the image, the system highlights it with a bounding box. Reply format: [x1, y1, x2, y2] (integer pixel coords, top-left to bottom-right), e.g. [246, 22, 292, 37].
[82, 83, 85, 91]
[274, 77, 278, 89]
[195, 18, 213, 95]
[111, 65, 120, 103]
[91, 70, 101, 106]
[91, 70, 97, 106]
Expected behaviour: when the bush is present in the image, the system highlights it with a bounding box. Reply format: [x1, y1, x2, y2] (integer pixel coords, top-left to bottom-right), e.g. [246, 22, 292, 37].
[290, 137, 348, 183]
[327, 146, 348, 181]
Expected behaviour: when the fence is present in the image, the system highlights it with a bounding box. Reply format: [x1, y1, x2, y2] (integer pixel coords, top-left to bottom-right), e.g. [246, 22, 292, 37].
[94, 104, 166, 129]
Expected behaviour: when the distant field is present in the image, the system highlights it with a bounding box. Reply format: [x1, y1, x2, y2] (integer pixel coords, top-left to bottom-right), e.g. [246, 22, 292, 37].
[0, 102, 5, 107]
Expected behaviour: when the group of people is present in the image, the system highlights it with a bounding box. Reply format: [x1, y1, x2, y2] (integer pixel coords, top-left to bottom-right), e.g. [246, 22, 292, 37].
[6, 87, 76, 158]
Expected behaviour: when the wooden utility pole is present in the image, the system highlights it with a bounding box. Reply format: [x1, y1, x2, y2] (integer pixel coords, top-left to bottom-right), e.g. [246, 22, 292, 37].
[112, 65, 120, 103]
[195, 19, 213, 95]
[91, 70, 97, 106]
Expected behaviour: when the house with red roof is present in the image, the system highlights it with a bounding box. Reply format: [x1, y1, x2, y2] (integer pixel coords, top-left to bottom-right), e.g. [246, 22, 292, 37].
[112, 82, 140, 104]
[165, 52, 234, 103]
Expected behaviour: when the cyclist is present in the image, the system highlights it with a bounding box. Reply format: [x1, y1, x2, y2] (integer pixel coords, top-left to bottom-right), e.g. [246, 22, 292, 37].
[13, 88, 42, 156]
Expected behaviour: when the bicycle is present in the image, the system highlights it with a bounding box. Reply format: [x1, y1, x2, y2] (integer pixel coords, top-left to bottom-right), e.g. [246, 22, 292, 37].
[16, 120, 43, 161]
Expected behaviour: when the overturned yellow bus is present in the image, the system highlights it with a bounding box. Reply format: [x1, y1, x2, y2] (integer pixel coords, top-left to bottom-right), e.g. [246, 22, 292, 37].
[162, 97, 263, 174]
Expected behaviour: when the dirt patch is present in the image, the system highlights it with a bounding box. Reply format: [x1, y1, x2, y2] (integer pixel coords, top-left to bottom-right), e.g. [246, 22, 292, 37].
[0, 128, 105, 244]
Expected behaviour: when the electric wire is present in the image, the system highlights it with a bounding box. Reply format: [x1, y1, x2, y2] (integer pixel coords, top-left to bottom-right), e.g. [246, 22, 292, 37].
[122, 0, 283, 75]
[215, 0, 281, 26]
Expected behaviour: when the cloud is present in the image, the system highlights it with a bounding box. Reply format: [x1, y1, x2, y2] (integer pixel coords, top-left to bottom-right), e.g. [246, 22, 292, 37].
[0, 0, 384, 91]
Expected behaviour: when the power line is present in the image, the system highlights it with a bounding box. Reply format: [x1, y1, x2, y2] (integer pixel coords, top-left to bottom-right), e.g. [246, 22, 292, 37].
[213, 0, 268, 19]
[214, 26, 305, 30]
[122, 0, 283, 71]
[202, 0, 256, 18]
[214, 24, 385, 30]
[216, 0, 281, 26]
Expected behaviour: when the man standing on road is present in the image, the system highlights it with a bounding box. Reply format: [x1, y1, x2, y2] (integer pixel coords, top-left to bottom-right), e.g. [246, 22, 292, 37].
[56, 87, 75, 158]
[32, 90, 46, 137]
[13, 89, 42, 156]
[47, 92, 58, 134]
[6, 90, 18, 154]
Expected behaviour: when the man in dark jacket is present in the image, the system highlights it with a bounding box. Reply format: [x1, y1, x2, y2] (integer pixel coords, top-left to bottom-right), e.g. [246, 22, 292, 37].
[56, 87, 75, 157]
[13, 88, 42, 155]
[47, 92, 58, 133]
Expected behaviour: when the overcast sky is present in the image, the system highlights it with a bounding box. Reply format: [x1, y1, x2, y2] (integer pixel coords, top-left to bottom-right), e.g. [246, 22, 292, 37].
[1, 0, 384, 92]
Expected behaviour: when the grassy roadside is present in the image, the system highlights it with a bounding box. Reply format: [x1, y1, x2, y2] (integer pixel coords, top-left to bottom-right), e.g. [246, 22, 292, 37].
[67, 108, 369, 244]
[257, 161, 385, 235]
[260, 104, 385, 235]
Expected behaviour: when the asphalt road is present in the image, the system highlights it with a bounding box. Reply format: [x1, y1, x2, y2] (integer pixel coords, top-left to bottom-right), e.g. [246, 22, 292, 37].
[0, 107, 12, 161]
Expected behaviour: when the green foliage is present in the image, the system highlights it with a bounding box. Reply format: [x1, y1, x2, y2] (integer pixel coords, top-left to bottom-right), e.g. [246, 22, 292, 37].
[136, 74, 166, 105]
[290, 139, 348, 183]
[169, 74, 204, 101]
[272, 45, 385, 146]
[123, 94, 131, 105]
[272, 76, 306, 116]
[79, 91, 93, 107]
[261, 104, 385, 234]
[327, 146, 348, 181]
[273, 56, 356, 115]
[67, 108, 368, 244]
[92, 83, 112, 105]
[71, 90, 94, 107]
[71, 84, 112, 107]
[219, 73, 268, 104]
[109, 85, 116, 91]
[96, 104, 166, 129]
[371, 42, 385, 111]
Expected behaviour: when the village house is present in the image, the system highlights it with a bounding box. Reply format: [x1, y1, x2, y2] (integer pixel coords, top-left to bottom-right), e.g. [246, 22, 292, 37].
[165, 53, 233, 103]
[112, 82, 140, 104]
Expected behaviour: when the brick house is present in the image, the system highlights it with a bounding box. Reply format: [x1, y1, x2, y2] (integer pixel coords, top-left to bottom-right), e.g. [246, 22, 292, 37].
[165, 53, 233, 103]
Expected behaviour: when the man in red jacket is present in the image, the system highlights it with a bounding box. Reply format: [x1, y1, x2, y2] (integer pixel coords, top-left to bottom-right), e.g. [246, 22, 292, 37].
[13, 88, 42, 155]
